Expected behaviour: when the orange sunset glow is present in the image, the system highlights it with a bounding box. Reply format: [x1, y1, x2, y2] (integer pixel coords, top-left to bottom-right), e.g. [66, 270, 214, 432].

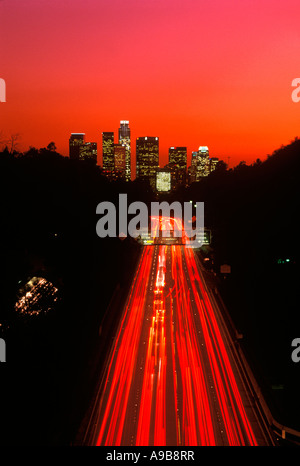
[1, 0, 300, 175]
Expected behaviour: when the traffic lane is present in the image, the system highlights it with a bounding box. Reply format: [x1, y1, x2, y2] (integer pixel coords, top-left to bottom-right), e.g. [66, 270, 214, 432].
[134, 245, 170, 446]
[95, 247, 154, 446]
[116, 245, 170, 446]
[170, 245, 219, 445]
[182, 246, 257, 445]
[122, 246, 161, 445]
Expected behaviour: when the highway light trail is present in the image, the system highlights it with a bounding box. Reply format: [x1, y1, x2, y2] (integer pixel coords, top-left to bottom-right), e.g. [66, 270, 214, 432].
[136, 246, 167, 446]
[93, 242, 260, 446]
[171, 245, 215, 445]
[96, 247, 154, 446]
[182, 247, 257, 445]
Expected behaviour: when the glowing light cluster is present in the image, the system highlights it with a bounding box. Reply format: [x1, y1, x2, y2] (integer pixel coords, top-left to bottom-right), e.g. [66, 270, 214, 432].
[15, 277, 58, 317]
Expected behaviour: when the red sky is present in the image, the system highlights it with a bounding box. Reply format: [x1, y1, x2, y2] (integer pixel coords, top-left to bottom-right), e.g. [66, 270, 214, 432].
[1, 0, 300, 176]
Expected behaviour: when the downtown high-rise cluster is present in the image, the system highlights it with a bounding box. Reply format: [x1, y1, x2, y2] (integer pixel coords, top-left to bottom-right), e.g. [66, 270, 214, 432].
[69, 120, 219, 192]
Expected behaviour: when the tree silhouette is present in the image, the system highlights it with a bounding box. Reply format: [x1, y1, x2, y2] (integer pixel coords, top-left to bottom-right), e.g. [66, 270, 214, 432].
[47, 142, 57, 152]
[8, 132, 21, 154]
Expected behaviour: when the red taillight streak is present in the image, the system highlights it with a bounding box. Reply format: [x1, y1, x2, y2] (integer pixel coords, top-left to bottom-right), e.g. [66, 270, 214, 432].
[184, 247, 257, 446]
[96, 247, 154, 446]
[136, 246, 167, 446]
[169, 292, 179, 445]
[172, 245, 215, 445]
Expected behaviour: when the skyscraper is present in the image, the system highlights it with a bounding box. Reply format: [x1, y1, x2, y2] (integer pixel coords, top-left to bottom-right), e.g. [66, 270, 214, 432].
[209, 157, 219, 173]
[114, 143, 126, 179]
[168, 146, 187, 187]
[118, 120, 131, 181]
[190, 146, 210, 181]
[69, 133, 97, 163]
[69, 133, 85, 159]
[189, 146, 218, 183]
[102, 132, 115, 172]
[190, 151, 198, 183]
[136, 136, 159, 189]
[198, 146, 210, 177]
[169, 146, 187, 170]
[79, 141, 97, 163]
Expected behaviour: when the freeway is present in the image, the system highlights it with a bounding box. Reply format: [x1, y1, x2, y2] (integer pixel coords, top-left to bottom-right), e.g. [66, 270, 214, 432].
[88, 245, 272, 446]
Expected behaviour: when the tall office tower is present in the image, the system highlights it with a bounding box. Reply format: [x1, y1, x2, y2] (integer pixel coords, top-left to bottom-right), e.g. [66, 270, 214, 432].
[198, 146, 210, 177]
[168, 146, 187, 186]
[136, 136, 159, 189]
[79, 142, 97, 163]
[190, 151, 198, 183]
[209, 157, 219, 173]
[190, 146, 210, 181]
[114, 143, 126, 179]
[118, 120, 131, 181]
[69, 133, 85, 159]
[102, 132, 115, 172]
[169, 146, 187, 170]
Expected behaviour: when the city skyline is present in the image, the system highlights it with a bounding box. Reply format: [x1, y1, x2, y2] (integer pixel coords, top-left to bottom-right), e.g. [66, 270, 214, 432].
[1, 0, 300, 173]
[70, 121, 220, 182]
